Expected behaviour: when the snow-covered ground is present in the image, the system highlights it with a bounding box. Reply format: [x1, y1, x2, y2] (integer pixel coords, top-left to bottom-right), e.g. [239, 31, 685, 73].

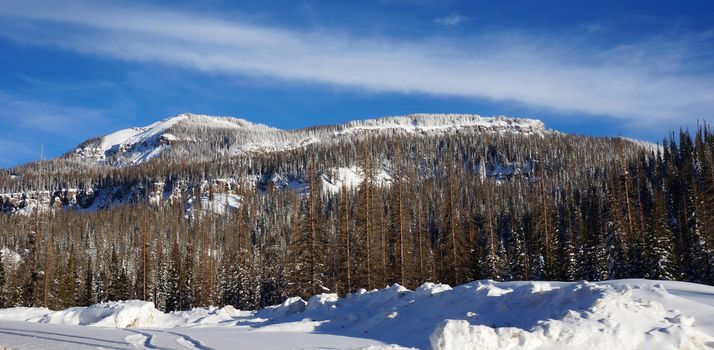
[0, 279, 713, 350]
[321, 166, 393, 194]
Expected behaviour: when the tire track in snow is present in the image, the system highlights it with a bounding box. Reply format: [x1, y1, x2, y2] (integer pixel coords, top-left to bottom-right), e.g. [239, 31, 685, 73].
[175, 336, 198, 349]
[163, 331, 215, 350]
[124, 330, 171, 350]
[0, 328, 127, 349]
[125, 334, 149, 349]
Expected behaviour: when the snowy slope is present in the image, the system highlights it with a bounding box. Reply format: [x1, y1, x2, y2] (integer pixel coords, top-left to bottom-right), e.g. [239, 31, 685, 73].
[1, 279, 713, 350]
[73, 114, 280, 166]
[71, 113, 548, 167]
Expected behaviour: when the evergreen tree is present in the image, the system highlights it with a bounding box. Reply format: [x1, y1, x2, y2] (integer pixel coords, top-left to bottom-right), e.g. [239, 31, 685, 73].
[56, 246, 79, 308]
[646, 191, 677, 280]
[440, 159, 469, 285]
[681, 132, 714, 283]
[507, 213, 530, 280]
[532, 174, 558, 279]
[108, 246, 130, 301]
[165, 241, 182, 312]
[603, 192, 628, 279]
[694, 127, 714, 248]
[82, 258, 94, 306]
[556, 199, 578, 281]
[482, 213, 508, 280]
[356, 143, 376, 290]
[285, 170, 326, 299]
[580, 189, 608, 281]
[181, 242, 195, 309]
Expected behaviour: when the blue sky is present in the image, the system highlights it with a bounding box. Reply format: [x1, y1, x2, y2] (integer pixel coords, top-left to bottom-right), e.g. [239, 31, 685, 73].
[0, 0, 713, 167]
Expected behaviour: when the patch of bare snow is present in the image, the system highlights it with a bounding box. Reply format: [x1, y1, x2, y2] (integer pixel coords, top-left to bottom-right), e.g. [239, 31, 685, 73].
[200, 193, 242, 214]
[321, 166, 392, 194]
[0, 247, 22, 266]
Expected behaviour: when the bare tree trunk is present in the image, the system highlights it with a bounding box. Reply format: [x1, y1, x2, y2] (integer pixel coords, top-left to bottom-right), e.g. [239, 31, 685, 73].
[341, 186, 352, 293]
[309, 168, 320, 294]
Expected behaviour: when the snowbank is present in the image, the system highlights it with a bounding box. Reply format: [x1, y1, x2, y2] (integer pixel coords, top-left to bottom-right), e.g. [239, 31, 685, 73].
[1, 280, 713, 350]
[0, 301, 167, 328]
[257, 280, 714, 349]
[258, 296, 308, 319]
[169, 305, 248, 326]
[428, 282, 714, 349]
[48, 300, 166, 328]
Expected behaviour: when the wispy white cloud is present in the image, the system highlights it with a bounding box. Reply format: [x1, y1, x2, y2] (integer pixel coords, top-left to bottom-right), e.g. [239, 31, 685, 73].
[434, 15, 467, 27]
[0, 0, 712, 130]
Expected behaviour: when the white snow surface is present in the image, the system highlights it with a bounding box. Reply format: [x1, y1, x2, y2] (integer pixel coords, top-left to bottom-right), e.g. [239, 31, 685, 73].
[0, 246, 22, 266]
[98, 114, 274, 153]
[1, 279, 713, 350]
[200, 192, 242, 214]
[321, 166, 393, 194]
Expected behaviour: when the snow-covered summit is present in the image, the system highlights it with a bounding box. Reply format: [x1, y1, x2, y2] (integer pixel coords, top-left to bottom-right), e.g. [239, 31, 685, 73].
[336, 114, 545, 135]
[72, 113, 546, 167]
[73, 113, 278, 165]
[101, 113, 275, 151]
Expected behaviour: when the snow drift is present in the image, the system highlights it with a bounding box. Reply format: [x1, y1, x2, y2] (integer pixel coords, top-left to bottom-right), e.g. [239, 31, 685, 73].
[0, 301, 167, 328]
[426, 282, 713, 350]
[0, 279, 713, 350]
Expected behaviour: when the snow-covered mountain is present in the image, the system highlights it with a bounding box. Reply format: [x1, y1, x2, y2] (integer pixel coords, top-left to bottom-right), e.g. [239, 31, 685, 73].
[71, 113, 547, 166]
[3, 113, 657, 214]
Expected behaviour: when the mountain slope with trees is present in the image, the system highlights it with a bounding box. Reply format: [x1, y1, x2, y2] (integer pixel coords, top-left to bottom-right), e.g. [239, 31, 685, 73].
[0, 114, 711, 311]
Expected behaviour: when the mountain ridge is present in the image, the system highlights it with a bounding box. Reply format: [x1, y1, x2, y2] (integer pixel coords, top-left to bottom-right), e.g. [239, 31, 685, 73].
[70, 113, 548, 167]
[1, 112, 662, 214]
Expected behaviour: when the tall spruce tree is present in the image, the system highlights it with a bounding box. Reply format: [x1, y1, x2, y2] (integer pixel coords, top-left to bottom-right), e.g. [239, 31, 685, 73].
[646, 191, 677, 280]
